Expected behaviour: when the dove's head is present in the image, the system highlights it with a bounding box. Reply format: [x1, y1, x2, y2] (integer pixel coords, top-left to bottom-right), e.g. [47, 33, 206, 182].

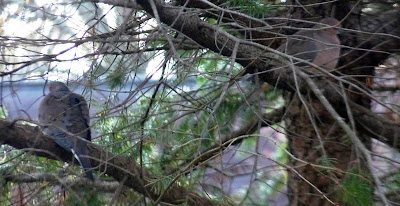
[48, 81, 70, 93]
[317, 18, 342, 35]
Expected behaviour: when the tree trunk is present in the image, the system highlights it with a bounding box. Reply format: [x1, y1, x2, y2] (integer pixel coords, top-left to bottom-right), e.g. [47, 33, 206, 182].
[283, 1, 372, 205]
[286, 93, 353, 205]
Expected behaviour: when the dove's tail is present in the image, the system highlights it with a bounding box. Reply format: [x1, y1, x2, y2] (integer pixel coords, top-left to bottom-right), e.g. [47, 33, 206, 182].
[71, 149, 95, 181]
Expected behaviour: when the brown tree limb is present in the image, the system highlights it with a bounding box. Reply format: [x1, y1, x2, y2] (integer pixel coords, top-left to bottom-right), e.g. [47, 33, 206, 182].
[0, 119, 216, 206]
[3, 173, 124, 193]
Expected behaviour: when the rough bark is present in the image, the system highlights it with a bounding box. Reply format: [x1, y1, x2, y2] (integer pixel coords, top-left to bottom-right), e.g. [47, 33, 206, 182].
[286, 94, 353, 205]
[0, 119, 216, 206]
[4, 173, 124, 193]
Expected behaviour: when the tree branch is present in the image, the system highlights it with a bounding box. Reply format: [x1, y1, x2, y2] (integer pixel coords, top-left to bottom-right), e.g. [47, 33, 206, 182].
[0, 119, 216, 206]
[3, 173, 125, 193]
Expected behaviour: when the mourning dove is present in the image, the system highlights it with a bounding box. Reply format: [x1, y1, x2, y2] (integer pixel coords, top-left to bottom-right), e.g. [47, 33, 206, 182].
[279, 18, 342, 72]
[38, 81, 94, 181]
